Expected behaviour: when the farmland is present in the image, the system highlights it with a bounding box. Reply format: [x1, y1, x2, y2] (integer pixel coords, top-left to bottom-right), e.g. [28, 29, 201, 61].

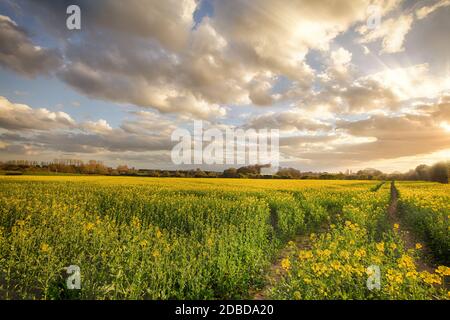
[0, 176, 448, 299]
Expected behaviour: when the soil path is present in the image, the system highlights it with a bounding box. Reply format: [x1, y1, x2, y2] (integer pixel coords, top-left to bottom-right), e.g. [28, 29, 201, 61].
[251, 234, 312, 300]
[388, 181, 435, 273]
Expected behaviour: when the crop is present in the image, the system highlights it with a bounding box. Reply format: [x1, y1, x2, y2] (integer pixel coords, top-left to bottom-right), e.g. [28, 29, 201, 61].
[269, 183, 448, 299]
[397, 182, 449, 265]
[0, 176, 448, 300]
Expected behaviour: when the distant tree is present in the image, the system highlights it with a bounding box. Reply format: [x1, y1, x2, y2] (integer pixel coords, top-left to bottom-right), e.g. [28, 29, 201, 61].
[161, 170, 170, 177]
[429, 162, 448, 183]
[222, 168, 238, 178]
[276, 167, 302, 179]
[116, 165, 129, 175]
[194, 168, 207, 178]
[415, 164, 430, 181]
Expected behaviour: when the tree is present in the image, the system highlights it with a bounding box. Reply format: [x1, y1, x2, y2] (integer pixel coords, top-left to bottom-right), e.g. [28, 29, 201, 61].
[222, 168, 238, 178]
[415, 164, 430, 181]
[116, 165, 129, 175]
[194, 168, 207, 178]
[276, 167, 302, 179]
[429, 162, 448, 183]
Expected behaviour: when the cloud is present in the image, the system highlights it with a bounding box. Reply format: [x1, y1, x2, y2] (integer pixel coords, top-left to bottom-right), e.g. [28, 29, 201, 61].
[0, 96, 75, 131]
[416, 0, 450, 19]
[10, 0, 401, 118]
[0, 96, 176, 157]
[1, 1, 449, 172]
[80, 119, 112, 134]
[0, 15, 62, 76]
[245, 109, 332, 132]
[306, 63, 450, 115]
[334, 111, 450, 160]
[357, 14, 413, 53]
[212, 0, 398, 76]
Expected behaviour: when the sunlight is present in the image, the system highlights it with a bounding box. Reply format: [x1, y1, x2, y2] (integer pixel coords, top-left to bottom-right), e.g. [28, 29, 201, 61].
[440, 121, 450, 133]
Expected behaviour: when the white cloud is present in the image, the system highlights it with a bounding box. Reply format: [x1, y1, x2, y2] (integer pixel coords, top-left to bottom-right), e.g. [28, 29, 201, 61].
[416, 0, 450, 19]
[358, 14, 413, 53]
[0, 96, 75, 131]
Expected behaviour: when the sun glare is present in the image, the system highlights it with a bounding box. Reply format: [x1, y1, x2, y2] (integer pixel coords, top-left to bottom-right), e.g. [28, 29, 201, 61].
[440, 121, 450, 133]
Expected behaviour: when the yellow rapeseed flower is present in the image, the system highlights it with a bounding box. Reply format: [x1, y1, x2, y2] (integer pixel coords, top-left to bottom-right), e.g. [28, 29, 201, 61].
[376, 242, 385, 252]
[40, 243, 50, 253]
[415, 243, 422, 250]
[435, 266, 450, 276]
[139, 240, 148, 248]
[420, 272, 441, 285]
[152, 249, 160, 258]
[84, 222, 95, 232]
[298, 250, 313, 260]
[281, 258, 291, 271]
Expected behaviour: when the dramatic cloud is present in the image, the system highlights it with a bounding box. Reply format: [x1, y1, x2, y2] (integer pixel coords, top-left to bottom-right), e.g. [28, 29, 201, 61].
[10, 0, 401, 118]
[0, 0, 449, 171]
[0, 15, 62, 76]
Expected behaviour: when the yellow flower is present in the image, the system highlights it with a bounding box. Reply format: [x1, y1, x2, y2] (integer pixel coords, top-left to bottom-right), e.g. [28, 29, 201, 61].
[372, 256, 382, 265]
[406, 271, 418, 280]
[435, 266, 450, 276]
[339, 250, 350, 260]
[156, 229, 162, 239]
[376, 242, 385, 252]
[139, 240, 148, 248]
[386, 269, 403, 284]
[16, 219, 26, 227]
[415, 243, 422, 250]
[293, 291, 301, 299]
[40, 243, 50, 253]
[393, 223, 399, 230]
[331, 260, 342, 271]
[397, 254, 415, 270]
[152, 249, 160, 258]
[354, 248, 366, 258]
[420, 272, 441, 285]
[390, 243, 397, 250]
[281, 258, 291, 271]
[298, 250, 313, 260]
[317, 249, 332, 258]
[84, 222, 95, 232]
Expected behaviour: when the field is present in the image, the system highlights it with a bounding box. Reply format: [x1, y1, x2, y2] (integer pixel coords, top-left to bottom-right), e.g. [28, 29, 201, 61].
[0, 176, 448, 300]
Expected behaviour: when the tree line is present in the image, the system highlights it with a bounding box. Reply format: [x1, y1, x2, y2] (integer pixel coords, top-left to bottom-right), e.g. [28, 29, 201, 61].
[0, 159, 448, 183]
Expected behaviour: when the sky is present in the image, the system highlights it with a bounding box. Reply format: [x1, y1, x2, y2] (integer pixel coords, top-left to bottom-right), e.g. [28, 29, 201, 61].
[0, 0, 449, 173]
